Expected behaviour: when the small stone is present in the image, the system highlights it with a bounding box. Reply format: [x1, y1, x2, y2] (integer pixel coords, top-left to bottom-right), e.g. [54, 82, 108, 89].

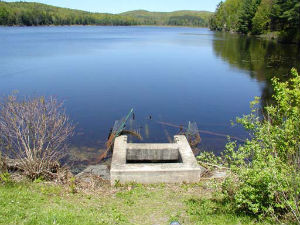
[170, 222, 181, 225]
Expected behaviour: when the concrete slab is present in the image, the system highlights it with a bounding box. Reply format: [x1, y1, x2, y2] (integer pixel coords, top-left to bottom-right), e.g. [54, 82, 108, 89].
[126, 145, 179, 161]
[110, 135, 204, 185]
[76, 165, 110, 180]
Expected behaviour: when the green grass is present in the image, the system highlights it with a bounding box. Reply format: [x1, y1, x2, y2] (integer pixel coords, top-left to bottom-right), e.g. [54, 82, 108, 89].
[0, 181, 272, 225]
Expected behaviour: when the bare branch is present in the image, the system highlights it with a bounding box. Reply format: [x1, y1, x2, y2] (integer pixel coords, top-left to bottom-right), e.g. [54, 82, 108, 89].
[0, 94, 75, 179]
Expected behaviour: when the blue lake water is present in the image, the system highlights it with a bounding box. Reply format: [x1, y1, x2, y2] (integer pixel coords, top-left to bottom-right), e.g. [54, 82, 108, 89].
[0, 26, 299, 162]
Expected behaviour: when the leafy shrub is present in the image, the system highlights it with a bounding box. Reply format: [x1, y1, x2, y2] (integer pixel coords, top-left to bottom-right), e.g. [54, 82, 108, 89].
[0, 172, 12, 184]
[69, 177, 77, 194]
[199, 68, 300, 223]
[0, 152, 7, 173]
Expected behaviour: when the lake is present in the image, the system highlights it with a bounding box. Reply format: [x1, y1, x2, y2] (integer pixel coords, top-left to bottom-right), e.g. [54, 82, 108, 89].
[0, 26, 299, 165]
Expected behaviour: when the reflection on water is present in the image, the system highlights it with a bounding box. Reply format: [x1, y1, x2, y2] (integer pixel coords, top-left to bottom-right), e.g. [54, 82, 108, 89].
[0, 26, 299, 166]
[213, 32, 300, 107]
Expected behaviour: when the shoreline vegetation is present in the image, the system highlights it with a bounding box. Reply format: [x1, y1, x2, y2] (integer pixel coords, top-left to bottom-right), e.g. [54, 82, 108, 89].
[0, 24, 208, 29]
[1, 1, 299, 44]
[0, 1, 212, 27]
[208, 0, 300, 44]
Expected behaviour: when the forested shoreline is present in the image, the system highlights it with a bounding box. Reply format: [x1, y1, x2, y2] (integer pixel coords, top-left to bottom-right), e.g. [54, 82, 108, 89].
[209, 0, 300, 43]
[1, 1, 299, 42]
[0, 1, 212, 27]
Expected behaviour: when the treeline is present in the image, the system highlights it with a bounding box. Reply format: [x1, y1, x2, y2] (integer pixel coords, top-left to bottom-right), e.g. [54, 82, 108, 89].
[0, 2, 212, 27]
[0, 2, 139, 26]
[168, 15, 206, 26]
[209, 0, 300, 43]
[121, 10, 212, 27]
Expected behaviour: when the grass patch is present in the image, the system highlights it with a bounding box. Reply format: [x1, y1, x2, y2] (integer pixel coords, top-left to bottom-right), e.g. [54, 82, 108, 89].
[0, 181, 273, 225]
[184, 198, 270, 225]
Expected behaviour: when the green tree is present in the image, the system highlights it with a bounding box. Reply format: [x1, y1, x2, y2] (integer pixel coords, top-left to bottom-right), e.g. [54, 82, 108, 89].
[223, 0, 242, 31]
[252, 0, 273, 34]
[210, 0, 299, 42]
[209, 1, 227, 30]
[271, 0, 300, 30]
[271, 0, 300, 42]
[237, 0, 261, 34]
[0, 6, 9, 25]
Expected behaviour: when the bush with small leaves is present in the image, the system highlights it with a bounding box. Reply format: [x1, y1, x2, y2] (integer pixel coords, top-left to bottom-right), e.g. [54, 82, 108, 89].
[199, 69, 300, 223]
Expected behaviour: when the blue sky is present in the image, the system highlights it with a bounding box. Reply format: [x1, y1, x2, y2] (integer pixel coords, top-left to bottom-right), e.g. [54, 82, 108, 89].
[5, 0, 220, 13]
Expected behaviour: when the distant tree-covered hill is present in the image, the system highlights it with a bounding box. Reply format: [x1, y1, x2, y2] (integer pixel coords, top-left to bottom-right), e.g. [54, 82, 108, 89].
[0, 1, 213, 27]
[120, 10, 213, 27]
[0, 1, 139, 26]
